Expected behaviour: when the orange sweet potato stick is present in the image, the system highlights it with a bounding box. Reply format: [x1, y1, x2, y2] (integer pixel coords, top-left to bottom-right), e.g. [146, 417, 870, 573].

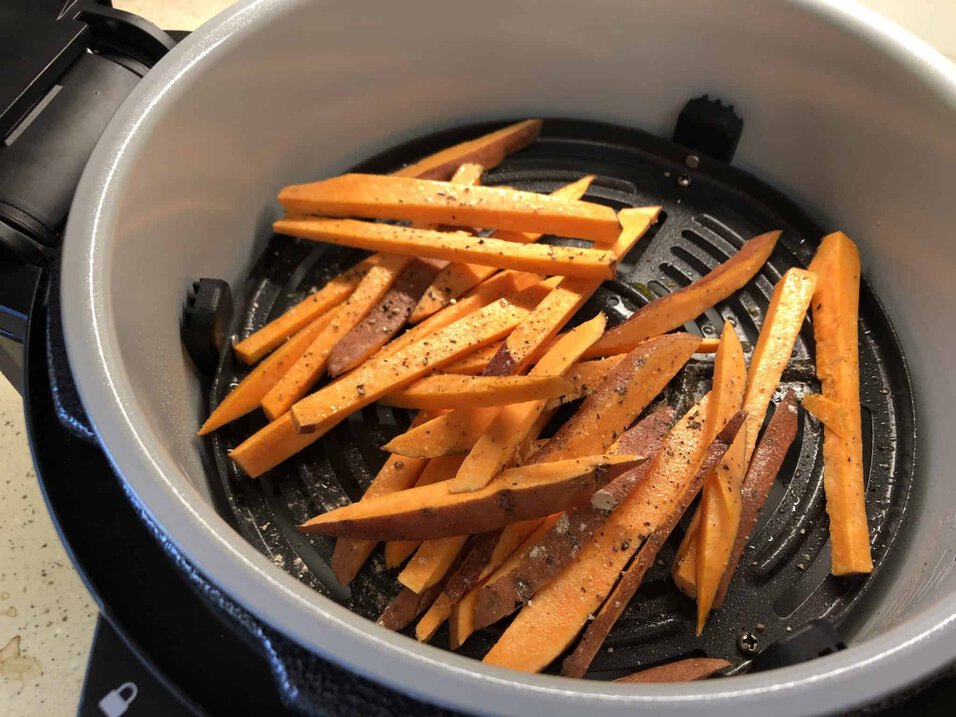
[382, 408, 500, 459]
[384, 454, 466, 568]
[398, 535, 469, 594]
[197, 310, 336, 435]
[482, 395, 711, 673]
[260, 253, 414, 419]
[560, 411, 744, 678]
[482, 207, 659, 375]
[807, 231, 871, 575]
[379, 374, 574, 411]
[415, 521, 541, 643]
[232, 255, 378, 365]
[278, 173, 622, 243]
[298, 454, 641, 541]
[439, 343, 503, 375]
[582, 230, 780, 359]
[614, 658, 731, 683]
[330, 412, 436, 585]
[449, 315, 607, 494]
[392, 119, 542, 181]
[230, 279, 557, 477]
[410, 176, 596, 322]
[673, 267, 817, 595]
[672, 323, 747, 627]
[714, 390, 798, 607]
[273, 217, 617, 281]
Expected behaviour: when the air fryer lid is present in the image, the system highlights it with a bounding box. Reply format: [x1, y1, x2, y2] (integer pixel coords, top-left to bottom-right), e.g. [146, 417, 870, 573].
[60, 1, 956, 714]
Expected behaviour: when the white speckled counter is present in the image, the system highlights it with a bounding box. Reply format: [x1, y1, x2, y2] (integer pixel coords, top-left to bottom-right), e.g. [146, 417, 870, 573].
[0, 2, 950, 715]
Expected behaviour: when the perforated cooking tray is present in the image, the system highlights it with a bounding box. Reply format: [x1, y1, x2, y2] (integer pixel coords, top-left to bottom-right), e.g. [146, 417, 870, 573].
[202, 119, 915, 678]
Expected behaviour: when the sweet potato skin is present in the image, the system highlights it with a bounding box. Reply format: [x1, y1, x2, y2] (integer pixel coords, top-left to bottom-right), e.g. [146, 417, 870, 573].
[615, 658, 730, 683]
[327, 258, 444, 377]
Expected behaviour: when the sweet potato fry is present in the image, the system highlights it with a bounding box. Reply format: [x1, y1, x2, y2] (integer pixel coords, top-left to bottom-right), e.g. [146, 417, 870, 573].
[440, 343, 502, 375]
[483, 396, 711, 674]
[615, 658, 730, 683]
[417, 518, 551, 642]
[561, 411, 743, 678]
[410, 176, 596, 322]
[715, 390, 798, 607]
[483, 207, 659, 375]
[582, 230, 780, 359]
[449, 315, 607, 494]
[544, 355, 625, 409]
[383, 407, 499, 458]
[379, 270, 542, 361]
[671, 323, 747, 608]
[278, 173, 622, 243]
[377, 547, 468, 632]
[331, 412, 435, 585]
[392, 119, 542, 181]
[414, 530, 501, 642]
[383, 454, 466, 568]
[260, 253, 414, 419]
[298, 454, 640, 541]
[232, 255, 378, 365]
[807, 231, 871, 576]
[197, 310, 335, 435]
[399, 535, 469, 594]
[531, 333, 700, 463]
[473, 406, 674, 630]
[695, 425, 746, 633]
[378, 582, 448, 632]
[673, 270, 815, 595]
[449, 516, 560, 649]
[326, 258, 445, 377]
[273, 217, 617, 280]
[287, 277, 558, 434]
[380, 374, 574, 411]
[742, 267, 816, 459]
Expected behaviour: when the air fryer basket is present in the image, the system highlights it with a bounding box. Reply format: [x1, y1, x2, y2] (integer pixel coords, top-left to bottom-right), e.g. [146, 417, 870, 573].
[204, 119, 916, 677]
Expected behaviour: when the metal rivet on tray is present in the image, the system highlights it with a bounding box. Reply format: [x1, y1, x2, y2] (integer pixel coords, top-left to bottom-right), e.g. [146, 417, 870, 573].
[738, 631, 759, 654]
[677, 174, 692, 187]
[685, 154, 700, 169]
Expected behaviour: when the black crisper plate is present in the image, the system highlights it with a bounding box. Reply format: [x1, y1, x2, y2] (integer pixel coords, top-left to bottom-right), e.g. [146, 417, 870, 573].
[203, 120, 916, 677]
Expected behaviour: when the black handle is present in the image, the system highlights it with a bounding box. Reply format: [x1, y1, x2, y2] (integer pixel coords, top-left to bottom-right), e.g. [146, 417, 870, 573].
[0, 1, 176, 398]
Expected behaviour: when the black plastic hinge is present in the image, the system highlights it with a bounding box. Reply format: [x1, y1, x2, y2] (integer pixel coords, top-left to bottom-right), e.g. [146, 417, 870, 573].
[673, 96, 744, 164]
[748, 620, 847, 672]
[182, 279, 233, 376]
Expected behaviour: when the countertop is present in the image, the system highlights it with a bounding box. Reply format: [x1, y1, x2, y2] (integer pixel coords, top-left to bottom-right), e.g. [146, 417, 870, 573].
[0, 2, 952, 715]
